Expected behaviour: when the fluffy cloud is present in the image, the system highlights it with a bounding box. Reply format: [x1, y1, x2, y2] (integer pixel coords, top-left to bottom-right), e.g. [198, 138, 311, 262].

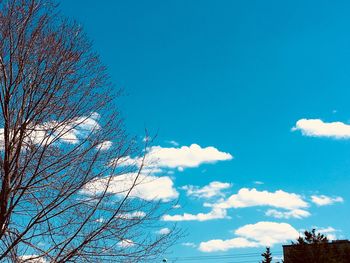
[235, 222, 299, 246]
[292, 119, 350, 139]
[117, 144, 233, 170]
[162, 207, 228, 222]
[156, 228, 171, 235]
[96, 140, 112, 150]
[118, 239, 134, 248]
[199, 222, 299, 252]
[199, 237, 259, 252]
[181, 181, 231, 199]
[18, 255, 46, 263]
[82, 173, 178, 202]
[0, 113, 101, 148]
[32, 113, 101, 144]
[212, 188, 308, 211]
[265, 209, 311, 219]
[316, 227, 338, 240]
[311, 195, 344, 206]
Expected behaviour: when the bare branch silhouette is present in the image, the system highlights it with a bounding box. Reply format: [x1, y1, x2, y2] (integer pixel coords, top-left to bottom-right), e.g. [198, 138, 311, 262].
[0, 0, 179, 261]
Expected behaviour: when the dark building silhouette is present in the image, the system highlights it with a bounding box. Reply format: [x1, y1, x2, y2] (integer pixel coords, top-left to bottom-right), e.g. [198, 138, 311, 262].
[283, 240, 350, 263]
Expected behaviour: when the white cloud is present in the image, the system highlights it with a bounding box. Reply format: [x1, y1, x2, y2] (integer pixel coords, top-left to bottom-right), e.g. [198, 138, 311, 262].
[311, 195, 344, 206]
[149, 144, 233, 168]
[316, 227, 338, 240]
[199, 222, 299, 252]
[212, 188, 308, 211]
[0, 113, 101, 148]
[156, 228, 171, 235]
[82, 173, 178, 202]
[162, 207, 228, 222]
[292, 118, 350, 139]
[235, 222, 299, 246]
[253, 181, 264, 185]
[118, 239, 134, 248]
[181, 181, 232, 199]
[199, 237, 259, 252]
[18, 255, 46, 263]
[96, 140, 112, 150]
[116, 144, 233, 171]
[265, 209, 311, 219]
[117, 211, 146, 219]
[35, 113, 100, 144]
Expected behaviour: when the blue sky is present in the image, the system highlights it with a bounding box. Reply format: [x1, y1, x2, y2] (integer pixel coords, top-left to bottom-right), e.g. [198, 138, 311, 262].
[61, 1, 350, 262]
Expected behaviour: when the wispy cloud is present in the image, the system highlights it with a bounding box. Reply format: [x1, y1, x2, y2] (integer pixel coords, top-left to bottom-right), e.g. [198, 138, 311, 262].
[166, 140, 179, 146]
[311, 195, 344, 206]
[181, 181, 232, 199]
[265, 209, 310, 219]
[0, 113, 101, 148]
[162, 207, 228, 222]
[292, 118, 350, 139]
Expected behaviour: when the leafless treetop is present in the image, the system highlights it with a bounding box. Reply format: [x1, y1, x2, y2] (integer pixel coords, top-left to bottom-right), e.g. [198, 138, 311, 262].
[0, 0, 178, 262]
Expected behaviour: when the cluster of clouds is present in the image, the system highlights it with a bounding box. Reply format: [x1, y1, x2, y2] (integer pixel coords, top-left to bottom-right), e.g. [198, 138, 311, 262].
[163, 184, 343, 222]
[83, 143, 233, 202]
[90, 117, 347, 208]
[172, 117, 347, 253]
[11, 112, 348, 255]
[161, 118, 346, 253]
[210, 188, 310, 220]
[67, 119, 345, 254]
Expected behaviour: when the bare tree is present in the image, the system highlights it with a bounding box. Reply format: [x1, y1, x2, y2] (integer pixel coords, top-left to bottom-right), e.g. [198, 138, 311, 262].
[0, 0, 178, 261]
